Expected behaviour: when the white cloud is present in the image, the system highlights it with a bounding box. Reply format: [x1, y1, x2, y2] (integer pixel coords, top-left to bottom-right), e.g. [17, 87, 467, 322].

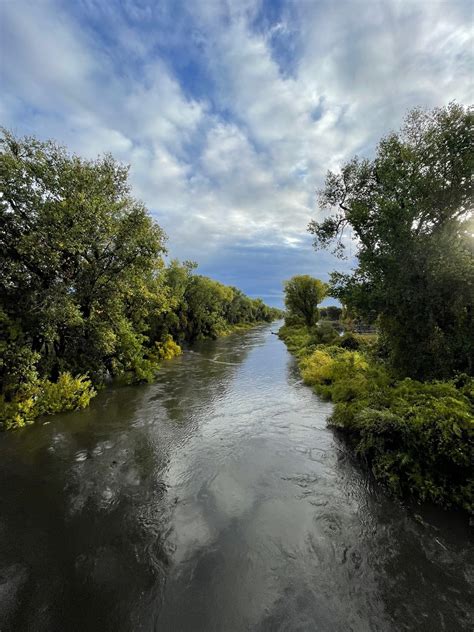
[1, 0, 472, 278]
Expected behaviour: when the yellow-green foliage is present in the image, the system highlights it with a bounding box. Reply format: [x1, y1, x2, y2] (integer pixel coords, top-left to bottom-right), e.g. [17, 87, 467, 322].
[300, 346, 391, 402]
[155, 335, 182, 360]
[300, 349, 368, 387]
[0, 373, 96, 430]
[280, 324, 474, 512]
[37, 373, 96, 415]
[278, 324, 313, 357]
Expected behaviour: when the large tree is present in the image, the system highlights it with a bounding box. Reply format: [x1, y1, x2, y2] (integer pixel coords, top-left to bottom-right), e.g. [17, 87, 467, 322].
[284, 275, 327, 327]
[309, 103, 473, 379]
[0, 130, 168, 390]
[0, 131, 281, 427]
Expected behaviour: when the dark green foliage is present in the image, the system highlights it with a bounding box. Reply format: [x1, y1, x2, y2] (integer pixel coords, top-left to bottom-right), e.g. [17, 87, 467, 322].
[283, 313, 305, 327]
[332, 380, 474, 512]
[319, 305, 342, 321]
[0, 131, 278, 428]
[309, 321, 340, 345]
[310, 103, 474, 380]
[283, 103, 474, 511]
[0, 129, 168, 392]
[339, 333, 360, 350]
[151, 260, 282, 344]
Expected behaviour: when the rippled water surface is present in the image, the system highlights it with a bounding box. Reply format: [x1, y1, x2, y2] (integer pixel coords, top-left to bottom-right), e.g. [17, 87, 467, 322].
[0, 323, 472, 631]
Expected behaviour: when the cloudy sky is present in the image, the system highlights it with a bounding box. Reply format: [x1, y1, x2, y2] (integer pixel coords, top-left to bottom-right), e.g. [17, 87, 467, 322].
[1, 0, 472, 305]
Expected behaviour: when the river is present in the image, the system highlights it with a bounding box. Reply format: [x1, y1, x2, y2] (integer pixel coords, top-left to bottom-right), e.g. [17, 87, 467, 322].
[0, 322, 472, 631]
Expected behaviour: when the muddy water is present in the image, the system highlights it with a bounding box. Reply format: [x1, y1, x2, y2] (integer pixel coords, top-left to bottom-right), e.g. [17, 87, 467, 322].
[0, 323, 472, 631]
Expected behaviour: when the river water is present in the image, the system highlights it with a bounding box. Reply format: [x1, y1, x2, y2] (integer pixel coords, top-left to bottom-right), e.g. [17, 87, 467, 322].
[0, 323, 472, 631]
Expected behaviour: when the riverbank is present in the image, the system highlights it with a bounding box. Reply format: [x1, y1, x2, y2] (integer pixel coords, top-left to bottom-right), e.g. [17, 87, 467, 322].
[0, 321, 276, 431]
[278, 324, 474, 513]
[1, 322, 472, 631]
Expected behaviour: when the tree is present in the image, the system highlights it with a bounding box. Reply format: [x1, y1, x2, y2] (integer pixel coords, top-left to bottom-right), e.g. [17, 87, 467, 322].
[0, 129, 282, 428]
[309, 103, 473, 379]
[0, 129, 168, 389]
[184, 276, 234, 340]
[284, 275, 327, 327]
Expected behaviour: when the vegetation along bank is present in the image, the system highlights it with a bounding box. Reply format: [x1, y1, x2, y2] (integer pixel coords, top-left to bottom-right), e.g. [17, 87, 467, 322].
[0, 131, 281, 430]
[280, 103, 473, 513]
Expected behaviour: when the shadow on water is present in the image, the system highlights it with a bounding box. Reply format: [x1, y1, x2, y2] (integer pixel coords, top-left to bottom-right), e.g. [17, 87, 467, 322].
[0, 323, 472, 631]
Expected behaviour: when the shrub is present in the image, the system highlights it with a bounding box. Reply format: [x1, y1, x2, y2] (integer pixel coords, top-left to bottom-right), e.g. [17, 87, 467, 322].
[37, 373, 96, 416]
[283, 313, 305, 327]
[348, 380, 474, 511]
[125, 358, 161, 384]
[278, 325, 313, 357]
[300, 349, 369, 390]
[0, 392, 37, 429]
[339, 333, 360, 350]
[279, 322, 474, 511]
[300, 349, 335, 386]
[309, 321, 340, 345]
[0, 373, 96, 430]
[155, 335, 182, 361]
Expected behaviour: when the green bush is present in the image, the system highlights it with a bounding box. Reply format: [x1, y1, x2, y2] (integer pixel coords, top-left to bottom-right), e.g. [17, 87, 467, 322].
[155, 335, 182, 361]
[0, 373, 96, 430]
[309, 321, 340, 345]
[331, 377, 474, 511]
[279, 323, 474, 511]
[348, 380, 474, 511]
[278, 324, 313, 357]
[339, 333, 360, 350]
[283, 313, 305, 327]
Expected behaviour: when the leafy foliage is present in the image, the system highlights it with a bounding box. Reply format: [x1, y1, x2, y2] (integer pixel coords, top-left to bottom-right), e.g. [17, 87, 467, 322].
[309, 103, 474, 379]
[283, 275, 327, 327]
[0, 131, 280, 429]
[0, 129, 168, 388]
[0, 373, 96, 430]
[151, 261, 282, 343]
[155, 335, 182, 361]
[279, 324, 474, 511]
[309, 321, 340, 345]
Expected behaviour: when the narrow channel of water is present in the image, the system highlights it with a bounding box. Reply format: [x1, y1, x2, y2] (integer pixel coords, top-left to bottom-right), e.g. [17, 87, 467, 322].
[0, 323, 472, 631]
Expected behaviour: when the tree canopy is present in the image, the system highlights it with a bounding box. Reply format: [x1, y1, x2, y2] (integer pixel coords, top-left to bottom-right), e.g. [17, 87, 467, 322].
[284, 275, 327, 327]
[309, 103, 473, 379]
[0, 130, 281, 428]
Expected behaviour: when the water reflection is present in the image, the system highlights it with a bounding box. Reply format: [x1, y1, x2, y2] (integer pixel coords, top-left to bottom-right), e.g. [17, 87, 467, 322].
[0, 323, 472, 631]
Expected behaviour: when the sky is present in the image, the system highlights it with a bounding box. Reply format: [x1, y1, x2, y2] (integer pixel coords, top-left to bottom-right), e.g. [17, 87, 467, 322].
[1, 0, 472, 306]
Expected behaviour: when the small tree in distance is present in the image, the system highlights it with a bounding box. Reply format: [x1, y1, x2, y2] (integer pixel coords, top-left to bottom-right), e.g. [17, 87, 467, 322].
[284, 275, 327, 327]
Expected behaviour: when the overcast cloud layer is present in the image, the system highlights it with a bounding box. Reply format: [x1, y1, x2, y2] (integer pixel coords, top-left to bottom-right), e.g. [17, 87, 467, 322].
[1, 0, 472, 305]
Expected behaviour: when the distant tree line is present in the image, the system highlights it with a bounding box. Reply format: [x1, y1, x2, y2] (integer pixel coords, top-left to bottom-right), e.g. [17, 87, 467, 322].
[0, 130, 281, 428]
